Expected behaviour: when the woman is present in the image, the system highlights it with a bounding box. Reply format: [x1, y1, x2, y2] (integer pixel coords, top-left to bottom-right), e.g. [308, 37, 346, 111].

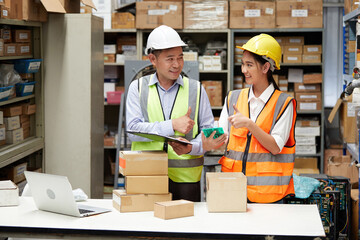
[218, 34, 296, 203]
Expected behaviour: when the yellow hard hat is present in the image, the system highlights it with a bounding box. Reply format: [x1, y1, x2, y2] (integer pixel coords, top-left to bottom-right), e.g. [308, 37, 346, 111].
[237, 34, 281, 70]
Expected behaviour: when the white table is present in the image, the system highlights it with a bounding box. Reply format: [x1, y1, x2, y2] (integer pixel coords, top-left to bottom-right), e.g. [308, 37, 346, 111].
[0, 197, 325, 239]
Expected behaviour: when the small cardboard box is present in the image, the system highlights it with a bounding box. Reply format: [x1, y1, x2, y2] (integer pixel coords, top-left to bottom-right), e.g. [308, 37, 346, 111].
[327, 155, 358, 186]
[184, 0, 228, 29]
[104, 54, 115, 63]
[295, 135, 316, 145]
[201, 81, 222, 107]
[302, 54, 321, 64]
[6, 127, 24, 144]
[293, 157, 319, 175]
[7, 162, 27, 184]
[113, 189, 172, 212]
[0, 180, 19, 206]
[154, 200, 194, 220]
[276, 0, 323, 28]
[295, 126, 320, 136]
[294, 83, 321, 92]
[303, 45, 322, 54]
[4, 116, 20, 130]
[22, 104, 36, 115]
[112, 12, 135, 29]
[206, 172, 247, 212]
[4, 43, 16, 56]
[229, 1, 275, 29]
[295, 92, 321, 102]
[2, 106, 22, 117]
[119, 151, 168, 176]
[17, 43, 31, 56]
[136, 1, 183, 29]
[285, 36, 304, 46]
[303, 73, 322, 84]
[14, 30, 31, 43]
[125, 175, 168, 194]
[297, 101, 321, 112]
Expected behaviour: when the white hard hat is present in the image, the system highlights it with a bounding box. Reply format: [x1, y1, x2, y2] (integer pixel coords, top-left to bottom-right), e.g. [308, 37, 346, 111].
[145, 25, 187, 55]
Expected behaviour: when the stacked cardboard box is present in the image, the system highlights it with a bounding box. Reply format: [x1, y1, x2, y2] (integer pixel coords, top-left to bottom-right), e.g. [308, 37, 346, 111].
[295, 119, 320, 155]
[0, 28, 32, 57]
[202, 81, 222, 107]
[113, 151, 172, 212]
[282, 36, 304, 64]
[293, 157, 319, 175]
[294, 82, 322, 111]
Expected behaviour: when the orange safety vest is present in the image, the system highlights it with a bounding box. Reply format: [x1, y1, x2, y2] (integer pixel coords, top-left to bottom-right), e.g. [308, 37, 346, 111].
[219, 88, 296, 203]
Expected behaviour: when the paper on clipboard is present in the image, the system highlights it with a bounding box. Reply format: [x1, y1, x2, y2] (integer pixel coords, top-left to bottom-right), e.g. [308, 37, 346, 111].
[126, 130, 192, 145]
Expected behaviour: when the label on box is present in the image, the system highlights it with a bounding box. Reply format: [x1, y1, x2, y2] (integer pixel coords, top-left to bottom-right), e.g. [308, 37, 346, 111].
[287, 56, 299, 61]
[347, 102, 360, 117]
[20, 46, 30, 54]
[245, 9, 260, 17]
[7, 46, 15, 53]
[292, 9, 308, 17]
[199, 10, 217, 18]
[169, 5, 177, 11]
[29, 62, 40, 71]
[19, 33, 29, 40]
[2, 10, 7, 17]
[0, 89, 10, 99]
[300, 102, 317, 110]
[148, 9, 169, 15]
[307, 47, 320, 52]
[289, 38, 302, 44]
[299, 85, 316, 90]
[23, 85, 34, 93]
[265, 8, 273, 15]
[300, 95, 317, 99]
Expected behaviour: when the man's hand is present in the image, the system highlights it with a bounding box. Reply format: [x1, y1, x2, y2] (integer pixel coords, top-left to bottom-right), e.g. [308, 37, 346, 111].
[228, 104, 251, 129]
[172, 107, 195, 134]
[168, 137, 192, 155]
[201, 131, 228, 152]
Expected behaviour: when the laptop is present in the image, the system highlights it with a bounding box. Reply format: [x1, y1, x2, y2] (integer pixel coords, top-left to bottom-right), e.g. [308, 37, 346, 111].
[24, 171, 111, 217]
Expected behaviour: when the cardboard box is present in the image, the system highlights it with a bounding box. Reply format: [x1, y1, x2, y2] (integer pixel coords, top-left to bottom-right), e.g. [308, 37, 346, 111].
[125, 175, 168, 194]
[295, 144, 316, 155]
[327, 155, 358, 186]
[296, 119, 319, 127]
[22, 104, 36, 115]
[154, 200, 194, 220]
[0, 124, 4, 142]
[14, 30, 31, 43]
[206, 172, 247, 212]
[136, 1, 183, 29]
[9, 0, 22, 20]
[303, 73, 322, 84]
[302, 54, 321, 63]
[283, 54, 301, 63]
[202, 81, 222, 107]
[295, 92, 321, 102]
[0, 39, 4, 57]
[112, 12, 135, 29]
[229, 1, 275, 29]
[276, 0, 323, 28]
[184, 0, 228, 29]
[0, 180, 19, 206]
[295, 126, 320, 136]
[23, 127, 30, 139]
[119, 151, 168, 176]
[350, 189, 358, 240]
[328, 95, 358, 143]
[6, 127, 24, 144]
[22, 0, 48, 22]
[21, 120, 30, 130]
[345, 0, 359, 14]
[284, 45, 303, 54]
[7, 162, 27, 183]
[2, 106, 22, 117]
[1, 28, 11, 43]
[19, 114, 29, 123]
[113, 189, 172, 212]
[17, 43, 31, 56]
[295, 135, 316, 145]
[294, 83, 321, 92]
[285, 36, 304, 46]
[324, 148, 343, 174]
[104, 54, 115, 63]
[4, 116, 20, 130]
[293, 157, 319, 175]
[4, 43, 16, 56]
[303, 45, 322, 54]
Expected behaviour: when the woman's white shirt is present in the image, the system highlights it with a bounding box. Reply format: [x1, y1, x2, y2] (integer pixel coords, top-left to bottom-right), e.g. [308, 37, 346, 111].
[218, 84, 294, 151]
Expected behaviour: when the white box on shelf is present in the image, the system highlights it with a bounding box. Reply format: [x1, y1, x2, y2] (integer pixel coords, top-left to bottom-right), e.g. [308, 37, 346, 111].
[295, 136, 316, 145]
[116, 54, 125, 64]
[295, 145, 316, 155]
[104, 44, 116, 54]
[295, 126, 320, 136]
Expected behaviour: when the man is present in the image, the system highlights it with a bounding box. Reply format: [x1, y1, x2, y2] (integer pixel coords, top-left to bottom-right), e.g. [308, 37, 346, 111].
[126, 25, 226, 202]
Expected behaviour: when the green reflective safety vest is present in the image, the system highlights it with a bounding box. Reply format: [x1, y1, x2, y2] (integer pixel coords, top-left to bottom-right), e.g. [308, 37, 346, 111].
[131, 74, 204, 183]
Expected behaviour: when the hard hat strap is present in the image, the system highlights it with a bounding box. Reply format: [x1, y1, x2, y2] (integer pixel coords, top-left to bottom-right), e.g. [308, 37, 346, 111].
[261, 56, 275, 72]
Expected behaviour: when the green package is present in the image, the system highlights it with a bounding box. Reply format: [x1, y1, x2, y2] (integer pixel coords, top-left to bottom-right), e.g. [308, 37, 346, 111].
[202, 127, 224, 139]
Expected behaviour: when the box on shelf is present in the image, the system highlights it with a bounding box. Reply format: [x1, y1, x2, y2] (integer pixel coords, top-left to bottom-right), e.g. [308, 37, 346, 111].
[19, 114, 29, 124]
[154, 200, 194, 220]
[113, 189, 172, 212]
[2, 106, 22, 117]
[285, 36, 304, 46]
[295, 144, 316, 155]
[296, 119, 319, 127]
[4, 43, 16, 56]
[17, 43, 31, 56]
[297, 101, 322, 111]
[283, 54, 301, 64]
[6, 127, 24, 144]
[229, 1, 275, 29]
[295, 135, 316, 145]
[283, 45, 303, 54]
[21, 104, 36, 115]
[295, 92, 321, 102]
[0, 180, 19, 206]
[0, 86, 13, 102]
[104, 44, 116, 54]
[4, 116, 20, 130]
[302, 54, 321, 64]
[112, 12, 135, 29]
[184, 0, 228, 29]
[303, 45, 322, 54]
[294, 83, 321, 92]
[14, 59, 42, 74]
[104, 54, 115, 63]
[14, 30, 31, 43]
[275, 0, 323, 28]
[136, 1, 183, 29]
[303, 73, 322, 84]
[6, 162, 27, 184]
[201, 81, 222, 107]
[295, 126, 320, 136]
[119, 151, 168, 176]
[21, 120, 30, 130]
[104, 136, 115, 147]
[293, 157, 319, 175]
[0, 5, 9, 19]
[0, 124, 5, 145]
[125, 175, 168, 194]
[206, 172, 247, 212]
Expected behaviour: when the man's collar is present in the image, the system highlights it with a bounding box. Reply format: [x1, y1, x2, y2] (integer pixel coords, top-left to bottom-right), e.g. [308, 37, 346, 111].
[149, 73, 184, 87]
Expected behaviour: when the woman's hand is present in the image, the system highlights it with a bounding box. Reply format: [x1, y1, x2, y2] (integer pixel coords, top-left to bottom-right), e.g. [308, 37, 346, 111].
[228, 104, 251, 129]
[201, 131, 228, 152]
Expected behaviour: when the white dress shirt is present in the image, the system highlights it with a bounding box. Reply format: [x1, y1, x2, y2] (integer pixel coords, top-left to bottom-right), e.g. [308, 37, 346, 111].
[219, 84, 294, 151]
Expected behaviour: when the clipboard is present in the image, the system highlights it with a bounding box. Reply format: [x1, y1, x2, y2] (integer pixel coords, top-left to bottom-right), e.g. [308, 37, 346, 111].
[126, 130, 192, 145]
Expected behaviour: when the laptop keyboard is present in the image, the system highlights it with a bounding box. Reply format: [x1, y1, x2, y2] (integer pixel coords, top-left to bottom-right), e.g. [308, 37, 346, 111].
[79, 208, 95, 214]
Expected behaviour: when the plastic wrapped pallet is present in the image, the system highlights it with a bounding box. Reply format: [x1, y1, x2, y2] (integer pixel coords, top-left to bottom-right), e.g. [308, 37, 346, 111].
[184, 0, 228, 29]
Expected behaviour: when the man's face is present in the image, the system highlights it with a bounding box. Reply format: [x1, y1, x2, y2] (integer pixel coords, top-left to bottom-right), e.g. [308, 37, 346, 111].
[149, 47, 184, 82]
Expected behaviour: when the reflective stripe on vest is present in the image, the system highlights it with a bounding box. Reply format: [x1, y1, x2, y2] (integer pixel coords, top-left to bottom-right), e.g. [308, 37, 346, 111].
[219, 88, 296, 203]
[132, 74, 203, 182]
